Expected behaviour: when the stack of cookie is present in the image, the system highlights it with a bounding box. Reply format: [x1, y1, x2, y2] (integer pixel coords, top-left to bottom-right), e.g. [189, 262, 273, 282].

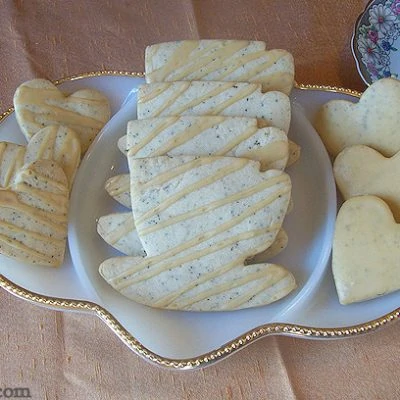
[0, 79, 110, 266]
[99, 40, 299, 311]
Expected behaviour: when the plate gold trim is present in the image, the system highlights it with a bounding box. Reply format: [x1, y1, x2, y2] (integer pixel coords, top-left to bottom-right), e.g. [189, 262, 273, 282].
[295, 82, 362, 97]
[0, 71, 398, 369]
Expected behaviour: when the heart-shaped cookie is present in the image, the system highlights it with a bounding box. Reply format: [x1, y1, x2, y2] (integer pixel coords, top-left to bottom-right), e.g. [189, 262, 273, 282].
[14, 79, 111, 153]
[137, 81, 291, 133]
[248, 228, 288, 263]
[0, 160, 69, 267]
[0, 126, 81, 190]
[24, 125, 81, 188]
[334, 145, 400, 221]
[0, 142, 26, 187]
[314, 78, 400, 157]
[104, 173, 131, 208]
[332, 195, 400, 305]
[121, 116, 290, 170]
[97, 212, 145, 256]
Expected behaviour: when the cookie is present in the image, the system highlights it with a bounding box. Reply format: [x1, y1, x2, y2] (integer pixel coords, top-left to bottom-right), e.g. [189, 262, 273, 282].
[334, 145, 400, 220]
[0, 142, 26, 187]
[0, 160, 69, 267]
[248, 228, 288, 262]
[14, 79, 111, 153]
[104, 174, 131, 208]
[314, 78, 400, 157]
[137, 81, 291, 133]
[333, 195, 400, 304]
[97, 212, 145, 256]
[99, 156, 295, 311]
[145, 40, 294, 94]
[121, 116, 289, 171]
[24, 125, 81, 188]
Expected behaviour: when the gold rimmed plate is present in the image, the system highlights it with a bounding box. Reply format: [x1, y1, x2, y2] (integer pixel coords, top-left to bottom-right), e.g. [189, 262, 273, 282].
[0, 72, 399, 369]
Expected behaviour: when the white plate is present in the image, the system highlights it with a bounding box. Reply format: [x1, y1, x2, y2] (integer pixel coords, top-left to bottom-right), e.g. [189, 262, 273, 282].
[1, 73, 399, 368]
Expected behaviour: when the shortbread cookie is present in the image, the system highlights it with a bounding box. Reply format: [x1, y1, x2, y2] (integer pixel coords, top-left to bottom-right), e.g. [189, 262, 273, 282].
[0, 142, 26, 187]
[122, 116, 289, 170]
[106, 172, 297, 209]
[24, 125, 81, 188]
[287, 140, 301, 167]
[100, 258, 296, 311]
[333, 195, 400, 304]
[97, 212, 145, 256]
[145, 40, 294, 95]
[248, 229, 288, 262]
[334, 145, 400, 220]
[314, 78, 400, 157]
[0, 160, 69, 267]
[118, 138, 301, 170]
[107, 116, 290, 208]
[137, 81, 291, 133]
[98, 211, 287, 258]
[14, 79, 111, 153]
[128, 156, 291, 257]
[105, 174, 131, 208]
[103, 126, 295, 254]
[98, 156, 295, 311]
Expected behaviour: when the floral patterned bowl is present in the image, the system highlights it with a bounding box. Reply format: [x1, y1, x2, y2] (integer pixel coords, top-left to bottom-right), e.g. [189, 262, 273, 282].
[352, 0, 400, 84]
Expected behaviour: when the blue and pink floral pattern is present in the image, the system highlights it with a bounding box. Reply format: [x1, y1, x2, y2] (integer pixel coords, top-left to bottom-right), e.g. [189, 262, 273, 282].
[353, 0, 400, 84]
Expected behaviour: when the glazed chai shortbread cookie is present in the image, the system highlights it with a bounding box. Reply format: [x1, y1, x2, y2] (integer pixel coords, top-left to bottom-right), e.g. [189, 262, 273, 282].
[99, 156, 296, 311]
[100, 116, 291, 255]
[104, 181, 296, 218]
[104, 174, 131, 208]
[334, 145, 400, 221]
[145, 40, 295, 95]
[98, 214, 289, 259]
[0, 142, 26, 187]
[0, 160, 69, 267]
[248, 228, 288, 263]
[0, 126, 81, 190]
[108, 116, 291, 208]
[314, 78, 400, 157]
[333, 195, 400, 305]
[14, 79, 111, 153]
[119, 116, 289, 170]
[97, 212, 145, 256]
[101, 116, 295, 255]
[287, 140, 301, 167]
[24, 125, 81, 188]
[137, 81, 291, 133]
